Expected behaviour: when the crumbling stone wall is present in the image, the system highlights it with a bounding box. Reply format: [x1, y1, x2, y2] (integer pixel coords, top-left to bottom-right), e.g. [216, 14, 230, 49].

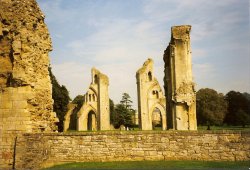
[63, 103, 77, 132]
[136, 59, 166, 130]
[15, 131, 250, 169]
[0, 0, 57, 168]
[163, 25, 197, 130]
[76, 68, 110, 131]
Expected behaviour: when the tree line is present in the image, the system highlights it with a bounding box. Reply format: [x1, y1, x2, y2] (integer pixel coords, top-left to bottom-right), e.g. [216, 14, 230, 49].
[196, 88, 250, 127]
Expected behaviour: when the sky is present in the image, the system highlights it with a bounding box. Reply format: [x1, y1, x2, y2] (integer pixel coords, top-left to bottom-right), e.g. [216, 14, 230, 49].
[37, 0, 250, 109]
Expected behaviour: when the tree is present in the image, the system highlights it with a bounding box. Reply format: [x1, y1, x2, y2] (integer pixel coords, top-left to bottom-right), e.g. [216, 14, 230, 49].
[113, 104, 133, 128]
[235, 109, 250, 128]
[72, 95, 84, 109]
[120, 93, 133, 109]
[224, 91, 250, 126]
[111, 93, 134, 128]
[49, 67, 71, 132]
[109, 99, 115, 125]
[196, 88, 227, 126]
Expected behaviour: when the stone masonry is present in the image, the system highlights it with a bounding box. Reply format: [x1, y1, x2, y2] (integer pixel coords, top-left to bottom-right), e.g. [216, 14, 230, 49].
[77, 68, 110, 131]
[136, 59, 166, 130]
[0, 0, 58, 169]
[15, 131, 250, 169]
[163, 25, 197, 130]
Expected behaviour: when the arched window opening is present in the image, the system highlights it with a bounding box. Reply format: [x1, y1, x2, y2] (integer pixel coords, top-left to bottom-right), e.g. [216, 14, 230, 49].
[148, 71, 152, 81]
[87, 111, 97, 131]
[152, 108, 162, 130]
[92, 94, 95, 101]
[156, 91, 159, 99]
[94, 75, 98, 84]
[89, 94, 92, 102]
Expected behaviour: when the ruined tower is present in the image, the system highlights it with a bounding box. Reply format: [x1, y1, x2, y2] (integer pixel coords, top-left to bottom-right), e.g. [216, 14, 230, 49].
[136, 59, 166, 130]
[0, 0, 58, 168]
[163, 25, 197, 130]
[77, 68, 110, 131]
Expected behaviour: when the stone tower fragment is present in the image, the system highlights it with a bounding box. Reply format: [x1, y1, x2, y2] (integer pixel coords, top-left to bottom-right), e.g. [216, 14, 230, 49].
[0, 0, 58, 168]
[77, 68, 110, 131]
[163, 25, 197, 130]
[136, 59, 166, 130]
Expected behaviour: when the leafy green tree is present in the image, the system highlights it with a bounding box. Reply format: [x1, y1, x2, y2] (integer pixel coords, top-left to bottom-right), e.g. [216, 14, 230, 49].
[111, 93, 134, 128]
[72, 95, 84, 109]
[224, 91, 250, 126]
[235, 109, 250, 127]
[113, 104, 133, 128]
[196, 88, 227, 126]
[109, 99, 115, 125]
[49, 67, 71, 132]
[120, 93, 133, 109]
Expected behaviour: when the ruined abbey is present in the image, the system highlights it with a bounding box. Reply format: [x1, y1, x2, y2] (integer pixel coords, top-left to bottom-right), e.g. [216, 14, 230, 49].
[65, 25, 197, 131]
[0, 0, 249, 169]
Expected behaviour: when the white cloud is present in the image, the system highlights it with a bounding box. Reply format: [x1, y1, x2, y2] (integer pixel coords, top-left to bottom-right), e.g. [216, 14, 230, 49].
[51, 62, 92, 98]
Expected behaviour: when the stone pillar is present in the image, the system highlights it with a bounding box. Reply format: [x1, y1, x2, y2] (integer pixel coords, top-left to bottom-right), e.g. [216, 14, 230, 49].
[96, 69, 110, 130]
[163, 25, 197, 130]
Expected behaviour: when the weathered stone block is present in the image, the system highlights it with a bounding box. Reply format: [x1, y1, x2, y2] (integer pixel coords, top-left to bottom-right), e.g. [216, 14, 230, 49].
[0, 101, 12, 109]
[12, 101, 27, 109]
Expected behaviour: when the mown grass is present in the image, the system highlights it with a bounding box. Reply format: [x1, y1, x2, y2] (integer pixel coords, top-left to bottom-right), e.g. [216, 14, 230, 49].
[66, 125, 250, 133]
[44, 160, 250, 170]
[197, 125, 250, 131]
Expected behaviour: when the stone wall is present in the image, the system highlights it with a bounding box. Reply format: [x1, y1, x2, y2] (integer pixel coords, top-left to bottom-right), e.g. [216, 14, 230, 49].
[15, 131, 250, 169]
[0, 0, 57, 169]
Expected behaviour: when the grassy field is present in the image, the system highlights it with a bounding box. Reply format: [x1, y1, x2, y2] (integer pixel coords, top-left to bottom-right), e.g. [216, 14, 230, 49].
[197, 125, 250, 131]
[67, 125, 250, 133]
[44, 160, 250, 170]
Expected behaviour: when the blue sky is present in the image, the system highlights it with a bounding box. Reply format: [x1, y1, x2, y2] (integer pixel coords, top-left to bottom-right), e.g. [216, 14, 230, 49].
[37, 0, 250, 108]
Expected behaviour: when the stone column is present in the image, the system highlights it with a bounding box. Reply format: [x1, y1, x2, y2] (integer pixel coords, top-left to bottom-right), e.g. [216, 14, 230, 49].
[163, 25, 197, 130]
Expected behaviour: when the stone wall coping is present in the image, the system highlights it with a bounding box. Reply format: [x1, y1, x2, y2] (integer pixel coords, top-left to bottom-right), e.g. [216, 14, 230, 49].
[22, 130, 250, 136]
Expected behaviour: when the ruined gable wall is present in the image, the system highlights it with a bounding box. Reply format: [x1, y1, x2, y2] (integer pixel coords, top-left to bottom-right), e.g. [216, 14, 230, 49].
[136, 59, 166, 130]
[0, 0, 57, 168]
[77, 68, 110, 131]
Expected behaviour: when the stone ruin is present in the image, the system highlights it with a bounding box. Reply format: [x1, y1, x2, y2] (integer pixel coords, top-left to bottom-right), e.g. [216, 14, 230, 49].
[163, 25, 197, 130]
[136, 59, 167, 130]
[0, 0, 58, 168]
[75, 68, 110, 131]
[64, 30, 198, 131]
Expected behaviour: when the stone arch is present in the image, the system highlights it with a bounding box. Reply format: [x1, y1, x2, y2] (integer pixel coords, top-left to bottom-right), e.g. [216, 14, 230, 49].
[87, 110, 97, 131]
[77, 104, 97, 131]
[149, 103, 166, 130]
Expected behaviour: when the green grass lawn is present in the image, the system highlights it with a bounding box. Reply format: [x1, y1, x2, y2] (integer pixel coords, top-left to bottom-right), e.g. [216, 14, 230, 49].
[67, 125, 250, 133]
[44, 160, 250, 170]
[197, 125, 250, 131]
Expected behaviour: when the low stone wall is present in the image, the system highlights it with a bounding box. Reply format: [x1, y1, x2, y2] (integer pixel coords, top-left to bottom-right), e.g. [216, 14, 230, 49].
[15, 131, 250, 169]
